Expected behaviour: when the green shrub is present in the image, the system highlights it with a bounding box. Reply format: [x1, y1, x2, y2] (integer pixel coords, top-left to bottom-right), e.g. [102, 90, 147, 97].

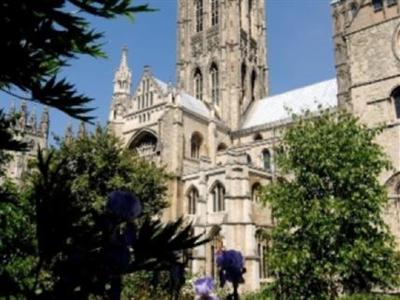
[341, 294, 400, 300]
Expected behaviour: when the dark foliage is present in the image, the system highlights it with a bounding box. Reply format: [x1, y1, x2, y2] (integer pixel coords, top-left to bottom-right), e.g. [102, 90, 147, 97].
[0, 0, 152, 152]
[17, 137, 209, 299]
[0, 0, 151, 123]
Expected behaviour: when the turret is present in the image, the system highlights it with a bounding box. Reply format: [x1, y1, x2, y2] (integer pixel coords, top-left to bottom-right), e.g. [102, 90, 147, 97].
[113, 45, 132, 96]
[40, 106, 49, 138]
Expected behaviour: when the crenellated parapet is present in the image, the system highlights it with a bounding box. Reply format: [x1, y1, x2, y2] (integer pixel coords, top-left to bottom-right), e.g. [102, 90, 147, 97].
[4, 101, 49, 182]
[8, 101, 50, 139]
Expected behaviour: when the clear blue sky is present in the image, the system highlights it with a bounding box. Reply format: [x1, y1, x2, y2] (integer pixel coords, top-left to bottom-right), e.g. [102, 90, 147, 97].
[2, 0, 335, 143]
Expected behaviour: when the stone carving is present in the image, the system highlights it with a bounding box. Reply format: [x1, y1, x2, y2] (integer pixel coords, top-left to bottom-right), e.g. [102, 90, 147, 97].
[191, 34, 203, 57]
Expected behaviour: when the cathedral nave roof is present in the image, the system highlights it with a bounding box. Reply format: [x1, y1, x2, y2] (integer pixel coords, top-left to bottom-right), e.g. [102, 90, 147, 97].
[241, 78, 338, 130]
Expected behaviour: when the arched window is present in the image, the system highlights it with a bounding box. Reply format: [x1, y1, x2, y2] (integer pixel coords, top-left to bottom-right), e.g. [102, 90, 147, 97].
[257, 236, 271, 279]
[211, 0, 219, 26]
[191, 132, 203, 159]
[187, 187, 199, 214]
[217, 143, 227, 152]
[396, 183, 400, 196]
[247, 154, 252, 165]
[210, 63, 219, 105]
[129, 130, 158, 156]
[251, 70, 257, 102]
[211, 182, 225, 212]
[252, 183, 261, 202]
[254, 133, 263, 141]
[194, 69, 203, 101]
[392, 87, 400, 119]
[241, 63, 247, 103]
[195, 0, 203, 32]
[372, 0, 383, 11]
[262, 149, 271, 171]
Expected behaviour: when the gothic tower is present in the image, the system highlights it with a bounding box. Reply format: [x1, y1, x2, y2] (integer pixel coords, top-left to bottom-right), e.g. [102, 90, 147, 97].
[176, 0, 269, 130]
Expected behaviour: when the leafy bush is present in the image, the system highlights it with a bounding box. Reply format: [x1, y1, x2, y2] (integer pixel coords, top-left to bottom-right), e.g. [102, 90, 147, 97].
[341, 294, 400, 300]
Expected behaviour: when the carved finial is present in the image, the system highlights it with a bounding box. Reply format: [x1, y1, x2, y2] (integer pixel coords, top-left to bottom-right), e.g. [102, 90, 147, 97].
[144, 65, 151, 74]
[120, 45, 129, 71]
[78, 121, 87, 138]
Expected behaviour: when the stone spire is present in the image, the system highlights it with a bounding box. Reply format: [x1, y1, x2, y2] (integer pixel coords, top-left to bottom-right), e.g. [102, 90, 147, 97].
[40, 106, 49, 138]
[113, 45, 132, 95]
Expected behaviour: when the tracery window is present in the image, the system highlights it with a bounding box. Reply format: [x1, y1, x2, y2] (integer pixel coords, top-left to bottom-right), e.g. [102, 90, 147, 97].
[257, 237, 271, 279]
[195, 0, 203, 32]
[210, 63, 219, 105]
[194, 69, 203, 101]
[211, 0, 219, 26]
[187, 187, 199, 214]
[262, 149, 271, 171]
[211, 182, 225, 212]
[191, 132, 203, 159]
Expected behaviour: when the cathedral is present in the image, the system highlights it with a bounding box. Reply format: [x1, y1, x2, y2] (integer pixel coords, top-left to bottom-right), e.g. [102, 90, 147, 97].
[108, 0, 400, 290]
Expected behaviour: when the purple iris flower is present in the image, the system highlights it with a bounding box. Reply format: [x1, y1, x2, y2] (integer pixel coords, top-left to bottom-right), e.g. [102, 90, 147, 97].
[216, 250, 245, 287]
[194, 277, 219, 300]
[106, 191, 142, 221]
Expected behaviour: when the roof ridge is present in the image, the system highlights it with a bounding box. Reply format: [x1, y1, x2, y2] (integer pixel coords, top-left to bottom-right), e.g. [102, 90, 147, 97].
[264, 78, 337, 101]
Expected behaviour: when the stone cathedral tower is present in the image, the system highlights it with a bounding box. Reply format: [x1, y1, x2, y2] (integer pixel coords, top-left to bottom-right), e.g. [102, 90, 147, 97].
[176, 0, 269, 129]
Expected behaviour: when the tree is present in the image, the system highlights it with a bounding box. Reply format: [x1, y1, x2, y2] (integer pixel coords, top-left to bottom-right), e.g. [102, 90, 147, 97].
[51, 127, 170, 218]
[262, 111, 400, 299]
[0, 180, 37, 299]
[0, 129, 205, 299]
[8, 128, 208, 299]
[0, 0, 152, 151]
